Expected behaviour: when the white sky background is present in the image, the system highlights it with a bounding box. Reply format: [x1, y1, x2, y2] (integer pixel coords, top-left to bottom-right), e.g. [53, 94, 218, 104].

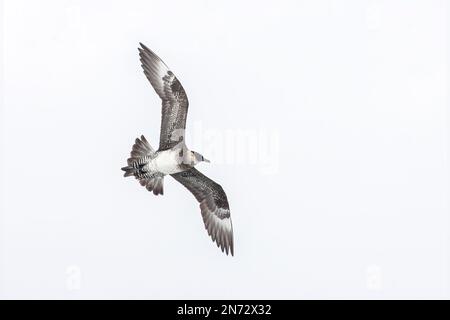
[0, 0, 449, 299]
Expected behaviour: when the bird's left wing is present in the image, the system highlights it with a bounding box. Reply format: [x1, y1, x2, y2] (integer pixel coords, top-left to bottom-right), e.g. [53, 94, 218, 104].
[138, 43, 189, 151]
[171, 168, 234, 256]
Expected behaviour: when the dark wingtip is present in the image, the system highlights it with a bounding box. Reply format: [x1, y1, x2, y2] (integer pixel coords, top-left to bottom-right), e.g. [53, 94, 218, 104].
[139, 42, 150, 52]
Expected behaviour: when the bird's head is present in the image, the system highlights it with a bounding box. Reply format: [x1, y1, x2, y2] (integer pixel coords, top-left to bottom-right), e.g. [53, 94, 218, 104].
[190, 151, 210, 165]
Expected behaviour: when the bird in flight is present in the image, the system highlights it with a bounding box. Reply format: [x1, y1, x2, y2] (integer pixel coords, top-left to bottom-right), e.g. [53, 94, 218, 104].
[121, 43, 234, 256]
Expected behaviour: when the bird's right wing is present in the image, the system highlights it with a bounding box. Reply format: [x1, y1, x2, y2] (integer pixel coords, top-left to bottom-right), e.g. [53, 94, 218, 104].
[138, 43, 189, 151]
[171, 168, 234, 256]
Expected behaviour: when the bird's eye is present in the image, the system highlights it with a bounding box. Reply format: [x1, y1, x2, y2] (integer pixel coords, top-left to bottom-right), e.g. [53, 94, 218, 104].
[201, 156, 204, 160]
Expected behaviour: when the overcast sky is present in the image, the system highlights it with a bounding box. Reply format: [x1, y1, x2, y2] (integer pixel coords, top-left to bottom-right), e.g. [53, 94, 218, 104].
[1, 0, 449, 299]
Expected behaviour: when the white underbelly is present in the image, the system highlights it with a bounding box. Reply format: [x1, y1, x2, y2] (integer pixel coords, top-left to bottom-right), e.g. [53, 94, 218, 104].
[150, 150, 183, 175]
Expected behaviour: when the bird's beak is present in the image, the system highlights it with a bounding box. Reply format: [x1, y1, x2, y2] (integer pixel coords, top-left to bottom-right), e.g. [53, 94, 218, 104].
[203, 158, 210, 163]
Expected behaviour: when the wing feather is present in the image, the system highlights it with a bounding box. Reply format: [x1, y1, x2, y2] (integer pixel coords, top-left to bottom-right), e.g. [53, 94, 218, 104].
[138, 43, 189, 150]
[171, 168, 234, 256]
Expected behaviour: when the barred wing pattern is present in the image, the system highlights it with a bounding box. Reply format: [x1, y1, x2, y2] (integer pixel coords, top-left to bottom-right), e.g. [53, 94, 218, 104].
[138, 43, 189, 150]
[171, 168, 234, 256]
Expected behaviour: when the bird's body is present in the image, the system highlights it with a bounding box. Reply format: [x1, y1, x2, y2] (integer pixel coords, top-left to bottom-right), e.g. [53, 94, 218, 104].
[122, 43, 234, 256]
[148, 148, 185, 175]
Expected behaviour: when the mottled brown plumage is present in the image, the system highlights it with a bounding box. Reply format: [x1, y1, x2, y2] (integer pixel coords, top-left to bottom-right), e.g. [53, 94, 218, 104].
[122, 43, 234, 256]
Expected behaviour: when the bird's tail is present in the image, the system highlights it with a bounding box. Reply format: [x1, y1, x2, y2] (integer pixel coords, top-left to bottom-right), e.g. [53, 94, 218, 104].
[121, 135, 165, 196]
[121, 158, 150, 178]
